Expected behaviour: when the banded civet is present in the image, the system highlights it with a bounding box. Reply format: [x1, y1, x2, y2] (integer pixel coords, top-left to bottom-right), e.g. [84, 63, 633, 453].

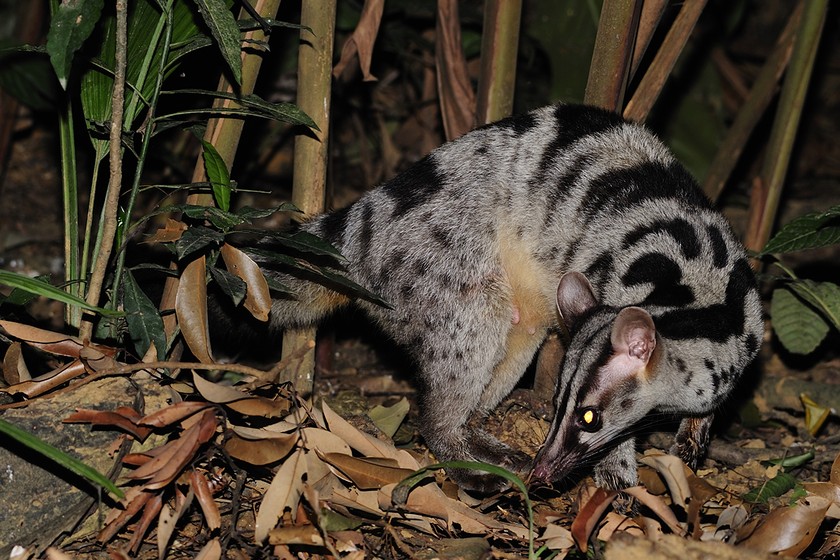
[252, 103, 764, 493]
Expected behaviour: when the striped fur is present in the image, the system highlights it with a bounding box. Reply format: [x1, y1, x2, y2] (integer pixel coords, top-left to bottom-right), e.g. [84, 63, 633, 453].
[264, 104, 764, 492]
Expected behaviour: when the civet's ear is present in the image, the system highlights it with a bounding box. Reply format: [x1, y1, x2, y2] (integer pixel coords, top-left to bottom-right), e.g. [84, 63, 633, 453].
[556, 271, 598, 332]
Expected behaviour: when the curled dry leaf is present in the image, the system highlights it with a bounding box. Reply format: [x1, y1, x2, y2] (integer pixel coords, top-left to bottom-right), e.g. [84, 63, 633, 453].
[571, 486, 618, 551]
[139, 401, 213, 428]
[193, 371, 290, 417]
[321, 400, 397, 460]
[220, 243, 271, 322]
[0, 319, 118, 358]
[624, 485, 685, 536]
[190, 469, 221, 530]
[146, 218, 187, 244]
[2, 342, 30, 384]
[63, 407, 152, 441]
[597, 511, 644, 542]
[193, 371, 251, 403]
[176, 255, 213, 364]
[640, 451, 691, 509]
[128, 492, 164, 554]
[332, 0, 384, 81]
[1, 360, 87, 398]
[255, 447, 308, 544]
[269, 524, 326, 547]
[740, 495, 831, 555]
[539, 522, 575, 551]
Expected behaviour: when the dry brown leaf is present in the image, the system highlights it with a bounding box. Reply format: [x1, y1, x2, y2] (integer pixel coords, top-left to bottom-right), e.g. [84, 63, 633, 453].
[220, 243, 271, 322]
[332, 0, 383, 81]
[193, 537, 221, 560]
[268, 524, 326, 546]
[2, 342, 30, 384]
[640, 451, 690, 509]
[225, 432, 298, 465]
[540, 522, 576, 551]
[300, 426, 353, 456]
[176, 256, 213, 363]
[804, 482, 840, 518]
[191, 469, 221, 530]
[831, 451, 840, 485]
[192, 371, 251, 403]
[226, 395, 290, 418]
[146, 218, 187, 244]
[0, 319, 118, 357]
[140, 401, 213, 428]
[597, 511, 644, 542]
[78, 345, 120, 373]
[686, 472, 723, 538]
[328, 483, 387, 517]
[637, 465, 668, 495]
[1, 359, 87, 398]
[255, 447, 307, 544]
[157, 487, 194, 559]
[624, 486, 685, 536]
[63, 407, 153, 441]
[321, 400, 397, 459]
[128, 492, 164, 554]
[378, 481, 451, 521]
[232, 422, 299, 438]
[321, 452, 416, 490]
[435, 0, 476, 141]
[740, 495, 830, 555]
[571, 486, 618, 551]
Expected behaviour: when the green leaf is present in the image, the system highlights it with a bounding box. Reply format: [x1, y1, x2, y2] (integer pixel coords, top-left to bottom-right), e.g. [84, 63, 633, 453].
[175, 226, 225, 260]
[770, 288, 829, 355]
[192, 0, 242, 84]
[160, 89, 317, 128]
[762, 205, 840, 255]
[235, 203, 300, 221]
[180, 204, 246, 230]
[0, 45, 61, 111]
[0, 271, 120, 317]
[46, 0, 105, 88]
[0, 418, 124, 500]
[208, 265, 246, 306]
[122, 270, 167, 360]
[743, 472, 799, 504]
[368, 398, 409, 439]
[788, 280, 840, 331]
[201, 140, 231, 212]
[263, 274, 296, 297]
[765, 450, 815, 470]
[256, 231, 346, 261]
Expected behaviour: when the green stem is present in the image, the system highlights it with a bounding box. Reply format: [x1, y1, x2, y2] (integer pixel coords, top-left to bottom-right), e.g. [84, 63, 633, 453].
[59, 94, 81, 328]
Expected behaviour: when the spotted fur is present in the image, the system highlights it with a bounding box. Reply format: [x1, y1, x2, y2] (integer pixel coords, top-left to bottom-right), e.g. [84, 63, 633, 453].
[262, 103, 764, 492]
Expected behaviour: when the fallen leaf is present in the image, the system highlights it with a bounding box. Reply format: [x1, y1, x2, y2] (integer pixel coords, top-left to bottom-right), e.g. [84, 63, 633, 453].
[140, 401, 213, 428]
[321, 400, 398, 460]
[321, 453, 416, 490]
[63, 407, 152, 441]
[539, 522, 575, 551]
[0, 320, 117, 357]
[368, 397, 409, 438]
[255, 447, 307, 544]
[640, 452, 690, 509]
[268, 524, 326, 546]
[191, 469, 221, 530]
[332, 0, 384, 81]
[157, 487, 194, 559]
[624, 486, 685, 535]
[194, 537, 221, 560]
[804, 482, 840, 518]
[571, 486, 618, 551]
[2, 342, 30, 384]
[740, 495, 830, 555]
[225, 432, 298, 465]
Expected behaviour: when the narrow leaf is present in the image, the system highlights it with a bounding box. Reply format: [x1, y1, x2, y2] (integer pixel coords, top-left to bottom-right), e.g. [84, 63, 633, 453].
[0, 417, 123, 499]
[46, 0, 105, 88]
[192, 0, 242, 84]
[123, 270, 167, 360]
[771, 288, 829, 354]
[175, 226, 225, 260]
[0, 270, 121, 316]
[202, 140, 231, 212]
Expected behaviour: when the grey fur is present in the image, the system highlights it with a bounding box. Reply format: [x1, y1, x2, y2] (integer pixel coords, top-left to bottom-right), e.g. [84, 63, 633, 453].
[260, 104, 763, 492]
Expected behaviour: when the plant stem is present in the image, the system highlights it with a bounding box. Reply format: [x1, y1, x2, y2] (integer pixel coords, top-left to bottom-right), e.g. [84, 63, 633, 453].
[623, 0, 707, 123]
[59, 95, 81, 328]
[279, 0, 337, 391]
[79, 0, 128, 341]
[475, 0, 522, 125]
[744, 0, 828, 256]
[702, 3, 802, 202]
[584, 0, 642, 111]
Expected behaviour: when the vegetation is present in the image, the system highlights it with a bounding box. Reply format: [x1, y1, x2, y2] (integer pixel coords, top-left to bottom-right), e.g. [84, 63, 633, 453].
[0, 0, 838, 557]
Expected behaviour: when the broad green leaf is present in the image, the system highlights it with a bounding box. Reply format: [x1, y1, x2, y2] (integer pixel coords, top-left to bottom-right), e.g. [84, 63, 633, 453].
[788, 280, 840, 331]
[762, 205, 840, 255]
[208, 265, 246, 306]
[192, 0, 242, 84]
[46, 0, 105, 88]
[743, 472, 800, 504]
[0, 418, 124, 500]
[235, 203, 300, 221]
[254, 231, 345, 261]
[0, 271, 120, 316]
[175, 225, 225, 260]
[202, 140, 231, 212]
[123, 269, 167, 360]
[176, 204, 246, 230]
[770, 288, 829, 355]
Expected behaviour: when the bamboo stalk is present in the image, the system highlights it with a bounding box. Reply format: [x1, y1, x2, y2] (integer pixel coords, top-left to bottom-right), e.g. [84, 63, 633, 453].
[744, 0, 827, 256]
[584, 0, 642, 111]
[702, 3, 802, 202]
[629, 0, 667, 82]
[623, 0, 707, 123]
[278, 0, 337, 393]
[475, 0, 522, 125]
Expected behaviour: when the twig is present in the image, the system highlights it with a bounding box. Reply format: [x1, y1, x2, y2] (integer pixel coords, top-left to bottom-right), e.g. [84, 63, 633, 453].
[79, 0, 128, 341]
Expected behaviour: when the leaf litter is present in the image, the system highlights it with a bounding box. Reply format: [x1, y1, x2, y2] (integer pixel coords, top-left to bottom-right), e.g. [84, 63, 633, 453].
[5, 328, 840, 558]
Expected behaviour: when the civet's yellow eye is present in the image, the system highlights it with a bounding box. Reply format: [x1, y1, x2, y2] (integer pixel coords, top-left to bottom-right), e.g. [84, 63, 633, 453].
[577, 407, 602, 432]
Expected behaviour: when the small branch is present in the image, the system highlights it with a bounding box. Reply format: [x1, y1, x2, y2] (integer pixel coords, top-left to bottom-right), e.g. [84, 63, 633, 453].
[79, 0, 128, 341]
